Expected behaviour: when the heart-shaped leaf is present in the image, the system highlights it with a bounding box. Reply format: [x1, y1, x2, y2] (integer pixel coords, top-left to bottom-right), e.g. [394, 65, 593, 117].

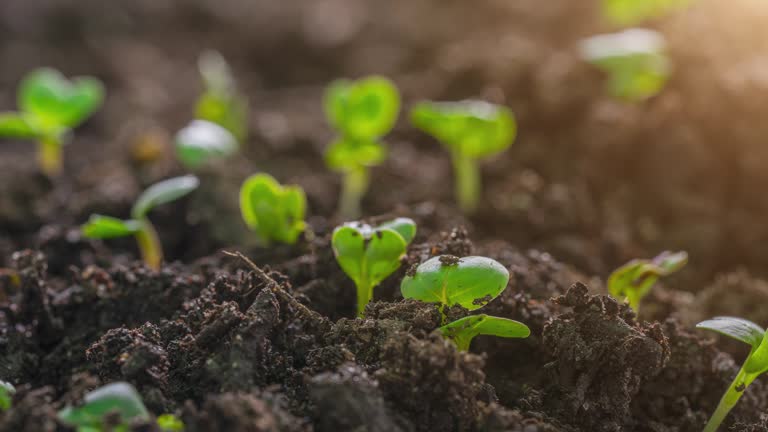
[324, 76, 400, 141]
[440, 314, 530, 351]
[332, 222, 408, 288]
[324, 138, 387, 171]
[81, 215, 141, 239]
[697, 317, 765, 350]
[239, 173, 307, 245]
[57, 382, 149, 428]
[19, 68, 104, 131]
[131, 175, 200, 219]
[175, 120, 238, 169]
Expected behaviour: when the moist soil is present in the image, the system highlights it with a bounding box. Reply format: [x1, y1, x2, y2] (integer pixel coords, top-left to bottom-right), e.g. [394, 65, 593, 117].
[3, 0, 768, 431]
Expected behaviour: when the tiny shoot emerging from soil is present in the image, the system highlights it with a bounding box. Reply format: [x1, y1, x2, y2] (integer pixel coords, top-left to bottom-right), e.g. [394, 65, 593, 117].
[697, 317, 768, 432]
[239, 173, 307, 246]
[0, 380, 14, 412]
[57, 382, 150, 431]
[332, 218, 416, 316]
[410, 101, 516, 213]
[82, 175, 200, 270]
[0, 68, 104, 176]
[608, 250, 687, 314]
[196, 50, 248, 143]
[401, 255, 530, 351]
[324, 76, 400, 218]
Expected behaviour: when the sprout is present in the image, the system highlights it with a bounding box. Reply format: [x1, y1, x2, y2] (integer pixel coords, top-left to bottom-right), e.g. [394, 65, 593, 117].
[195, 50, 248, 143]
[410, 101, 516, 213]
[175, 119, 238, 169]
[239, 173, 307, 246]
[601, 0, 695, 26]
[0, 380, 15, 412]
[57, 382, 150, 430]
[157, 414, 185, 431]
[697, 317, 768, 432]
[580, 29, 670, 102]
[82, 175, 200, 270]
[332, 218, 416, 316]
[401, 255, 530, 351]
[324, 76, 400, 218]
[0, 68, 104, 176]
[608, 250, 687, 314]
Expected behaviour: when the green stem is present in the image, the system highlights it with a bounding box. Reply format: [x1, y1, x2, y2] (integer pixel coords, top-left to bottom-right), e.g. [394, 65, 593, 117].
[355, 279, 372, 317]
[451, 151, 480, 214]
[628, 292, 641, 316]
[38, 136, 62, 177]
[339, 166, 369, 219]
[135, 219, 163, 270]
[704, 364, 757, 432]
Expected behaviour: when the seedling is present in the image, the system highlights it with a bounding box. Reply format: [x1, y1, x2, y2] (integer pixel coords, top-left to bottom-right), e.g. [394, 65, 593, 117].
[608, 250, 687, 313]
[57, 382, 150, 431]
[195, 50, 248, 143]
[580, 29, 670, 102]
[324, 76, 400, 218]
[0, 380, 14, 411]
[410, 100, 516, 213]
[401, 255, 530, 351]
[602, 0, 695, 26]
[175, 119, 238, 169]
[697, 317, 768, 432]
[157, 414, 185, 431]
[82, 175, 200, 270]
[239, 173, 307, 246]
[0, 67, 104, 176]
[332, 217, 416, 316]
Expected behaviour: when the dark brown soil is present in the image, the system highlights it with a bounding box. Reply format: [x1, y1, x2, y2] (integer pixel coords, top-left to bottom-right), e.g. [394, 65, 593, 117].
[3, 0, 768, 431]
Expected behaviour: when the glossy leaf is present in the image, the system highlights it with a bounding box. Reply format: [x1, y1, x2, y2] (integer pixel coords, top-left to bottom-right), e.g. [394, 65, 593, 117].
[602, 0, 695, 26]
[440, 314, 530, 351]
[377, 217, 417, 244]
[57, 382, 150, 428]
[324, 76, 400, 141]
[697, 317, 765, 349]
[324, 138, 387, 171]
[608, 250, 687, 309]
[131, 175, 200, 219]
[81, 215, 141, 239]
[411, 100, 516, 159]
[0, 381, 15, 411]
[19, 68, 104, 131]
[332, 221, 410, 288]
[239, 173, 307, 245]
[0, 112, 38, 139]
[401, 255, 509, 310]
[175, 120, 238, 169]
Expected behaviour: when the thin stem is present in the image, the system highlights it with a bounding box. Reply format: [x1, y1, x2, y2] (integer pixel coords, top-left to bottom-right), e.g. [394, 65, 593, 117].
[628, 292, 641, 316]
[451, 150, 480, 214]
[339, 165, 369, 219]
[704, 364, 757, 432]
[135, 219, 163, 270]
[355, 279, 372, 317]
[37, 136, 62, 177]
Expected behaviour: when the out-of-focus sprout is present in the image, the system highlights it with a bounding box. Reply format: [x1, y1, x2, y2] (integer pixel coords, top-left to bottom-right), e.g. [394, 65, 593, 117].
[602, 0, 696, 27]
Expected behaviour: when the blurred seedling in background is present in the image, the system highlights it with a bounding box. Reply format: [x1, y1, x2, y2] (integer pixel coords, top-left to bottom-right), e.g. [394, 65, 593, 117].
[602, 0, 696, 26]
[324, 76, 400, 218]
[697, 317, 768, 432]
[332, 218, 416, 316]
[580, 28, 670, 102]
[195, 50, 248, 143]
[157, 414, 185, 431]
[0, 381, 15, 412]
[240, 173, 307, 246]
[81, 175, 200, 270]
[401, 255, 530, 351]
[0, 68, 104, 176]
[608, 250, 687, 314]
[411, 101, 516, 214]
[175, 119, 238, 170]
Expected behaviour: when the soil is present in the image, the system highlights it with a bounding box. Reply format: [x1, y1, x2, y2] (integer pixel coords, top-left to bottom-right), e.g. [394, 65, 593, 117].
[2, 0, 768, 431]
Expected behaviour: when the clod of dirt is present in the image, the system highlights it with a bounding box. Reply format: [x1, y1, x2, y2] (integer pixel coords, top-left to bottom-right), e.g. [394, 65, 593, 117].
[0, 385, 58, 432]
[478, 403, 572, 432]
[182, 391, 310, 432]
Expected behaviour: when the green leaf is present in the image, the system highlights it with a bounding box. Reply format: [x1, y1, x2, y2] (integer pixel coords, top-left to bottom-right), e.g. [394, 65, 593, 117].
[196, 51, 248, 142]
[608, 250, 687, 309]
[19, 67, 104, 131]
[324, 138, 387, 172]
[410, 100, 516, 159]
[131, 175, 200, 219]
[0, 380, 15, 412]
[157, 414, 185, 431]
[175, 120, 238, 169]
[332, 222, 408, 289]
[239, 173, 307, 245]
[697, 317, 766, 349]
[57, 382, 150, 428]
[323, 76, 400, 141]
[377, 217, 417, 245]
[0, 112, 39, 139]
[440, 314, 530, 351]
[602, 0, 695, 26]
[81, 215, 141, 239]
[401, 255, 510, 310]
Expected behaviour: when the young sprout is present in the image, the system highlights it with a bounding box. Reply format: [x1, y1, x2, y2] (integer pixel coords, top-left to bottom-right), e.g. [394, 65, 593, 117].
[579, 29, 670, 102]
[400, 255, 530, 351]
[410, 100, 516, 214]
[82, 175, 200, 270]
[239, 173, 307, 246]
[608, 250, 687, 314]
[195, 50, 248, 143]
[697, 317, 768, 432]
[324, 76, 400, 218]
[332, 217, 416, 316]
[601, 0, 695, 26]
[157, 414, 185, 431]
[0, 380, 15, 411]
[57, 382, 150, 430]
[0, 68, 104, 176]
[175, 119, 238, 169]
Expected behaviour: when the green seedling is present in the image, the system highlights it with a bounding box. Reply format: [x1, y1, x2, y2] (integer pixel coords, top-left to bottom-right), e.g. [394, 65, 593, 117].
[602, 0, 695, 26]
[410, 100, 516, 213]
[0, 67, 104, 176]
[58, 382, 150, 431]
[608, 250, 687, 314]
[0, 380, 15, 411]
[332, 217, 416, 316]
[175, 119, 238, 169]
[196, 50, 248, 143]
[240, 173, 307, 246]
[401, 255, 530, 351]
[82, 175, 200, 270]
[324, 76, 400, 218]
[697, 317, 768, 432]
[157, 414, 185, 431]
[580, 29, 670, 102]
